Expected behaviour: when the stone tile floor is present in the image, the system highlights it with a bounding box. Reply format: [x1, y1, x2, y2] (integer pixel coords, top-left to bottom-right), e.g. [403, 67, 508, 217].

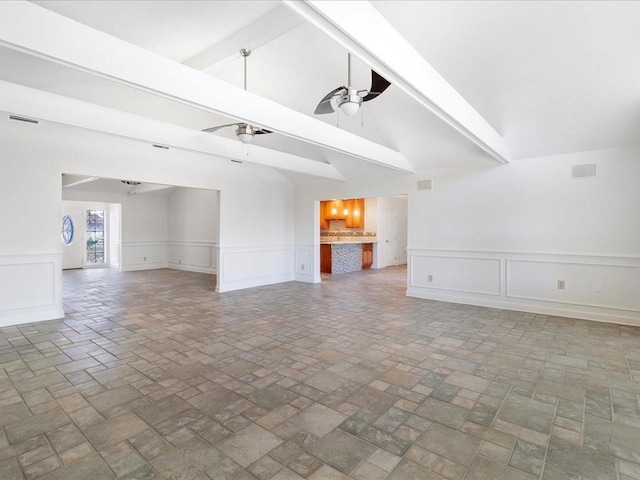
[1, 266, 640, 479]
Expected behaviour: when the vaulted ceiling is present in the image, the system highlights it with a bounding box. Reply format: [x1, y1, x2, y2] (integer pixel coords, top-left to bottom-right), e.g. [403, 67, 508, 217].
[1, 1, 639, 181]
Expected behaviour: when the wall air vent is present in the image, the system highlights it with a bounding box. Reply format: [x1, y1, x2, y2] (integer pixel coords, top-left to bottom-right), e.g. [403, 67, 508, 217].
[417, 179, 432, 190]
[9, 115, 38, 124]
[231, 159, 243, 164]
[572, 163, 596, 178]
[152, 144, 169, 150]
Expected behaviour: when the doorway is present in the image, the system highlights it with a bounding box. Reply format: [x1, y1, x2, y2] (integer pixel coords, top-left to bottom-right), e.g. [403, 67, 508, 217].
[61, 174, 220, 276]
[384, 207, 399, 267]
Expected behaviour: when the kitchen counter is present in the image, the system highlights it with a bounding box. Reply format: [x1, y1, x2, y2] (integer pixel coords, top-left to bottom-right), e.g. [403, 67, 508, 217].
[320, 242, 375, 274]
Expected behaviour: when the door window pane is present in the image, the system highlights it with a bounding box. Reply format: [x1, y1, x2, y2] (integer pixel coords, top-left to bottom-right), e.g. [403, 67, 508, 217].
[86, 210, 105, 264]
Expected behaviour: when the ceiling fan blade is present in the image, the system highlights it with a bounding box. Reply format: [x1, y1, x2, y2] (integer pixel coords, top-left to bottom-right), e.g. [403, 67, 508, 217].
[254, 129, 272, 135]
[314, 86, 346, 114]
[202, 123, 240, 133]
[362, 71, 391, 102]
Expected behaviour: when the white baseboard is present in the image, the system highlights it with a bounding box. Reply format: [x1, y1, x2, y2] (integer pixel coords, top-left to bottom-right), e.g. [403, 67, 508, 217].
[169, 262, 216, 274]
[121, 262, 168, 272]
[216, 273, 294, 293]
[0, 306, 65, 328]
[407, 287, 640, 327]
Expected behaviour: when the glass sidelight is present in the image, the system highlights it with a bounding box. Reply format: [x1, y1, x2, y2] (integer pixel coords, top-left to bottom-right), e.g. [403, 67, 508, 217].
[86, 210, 105, 264]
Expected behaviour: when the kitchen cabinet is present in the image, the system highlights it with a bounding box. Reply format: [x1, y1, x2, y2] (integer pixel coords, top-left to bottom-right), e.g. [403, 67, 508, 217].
[345, 198, 365, 229]
[320, 201, 330, 229]
[320, 198, 365, 229]
[362, 243, 373, 269]
[320, 244, 332, 273]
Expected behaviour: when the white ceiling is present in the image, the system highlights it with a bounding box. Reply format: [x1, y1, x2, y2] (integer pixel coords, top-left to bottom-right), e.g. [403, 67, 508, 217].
[3, 1, 639, 180]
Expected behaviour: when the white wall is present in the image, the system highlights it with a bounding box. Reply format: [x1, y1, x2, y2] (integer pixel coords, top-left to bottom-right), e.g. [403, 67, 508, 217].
[3, 110, 639, 328]
[168, 187, 218, 274]
[292, 147, 640, 325]
[0, 119, 294, 326]
[405, 148, 640, 325]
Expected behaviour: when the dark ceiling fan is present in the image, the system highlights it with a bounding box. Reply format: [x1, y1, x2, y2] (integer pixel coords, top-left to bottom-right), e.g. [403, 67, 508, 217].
[202, 48, 272, 144]
[314, 53, 391, 116]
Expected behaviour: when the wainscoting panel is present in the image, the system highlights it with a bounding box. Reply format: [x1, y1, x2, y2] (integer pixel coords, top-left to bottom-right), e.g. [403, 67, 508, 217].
[218, 246, 294, 292]
[407, 249, 640, 326]
[0, 253, 63, 326]
[168, 241, 216, 274]
[410, 254, 501, 296]
[507, 259, 640, 312]
[121, 241, 168, 271]
[294, 246, 316, 283]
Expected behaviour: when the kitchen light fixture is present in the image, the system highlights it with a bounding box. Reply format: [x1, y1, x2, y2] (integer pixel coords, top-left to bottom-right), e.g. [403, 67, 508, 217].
[343, 208, 349, 216]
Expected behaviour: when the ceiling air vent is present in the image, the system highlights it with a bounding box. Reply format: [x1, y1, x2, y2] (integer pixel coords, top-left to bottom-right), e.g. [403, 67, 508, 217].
[152, 144, 169, 150]
[9, 115, 38, 124]
[417, 179, 432, 190]
[572, 163, 596, 178]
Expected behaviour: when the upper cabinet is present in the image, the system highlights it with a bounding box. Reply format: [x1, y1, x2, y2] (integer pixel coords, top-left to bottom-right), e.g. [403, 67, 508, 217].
[345, 198, 364, 228]
[320, 198, 365, 229]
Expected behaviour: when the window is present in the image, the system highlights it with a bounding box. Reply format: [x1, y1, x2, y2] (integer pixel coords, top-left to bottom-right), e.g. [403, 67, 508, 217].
[61, 215, 75, 245]
[86, 210, 105, 264]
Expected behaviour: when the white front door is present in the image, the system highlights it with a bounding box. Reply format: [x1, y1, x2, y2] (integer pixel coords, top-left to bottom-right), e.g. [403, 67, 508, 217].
[61, 207, 83, 269]
[384, 207, 397, 267]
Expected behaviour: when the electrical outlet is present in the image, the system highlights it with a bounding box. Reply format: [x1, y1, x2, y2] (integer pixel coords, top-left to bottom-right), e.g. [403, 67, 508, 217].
[178, 259, 181, 264]
[301, 264, 305, 271]
[143, 256, 147, 262]
[557, 280, 565, 290]
[427, 275, 433, 282]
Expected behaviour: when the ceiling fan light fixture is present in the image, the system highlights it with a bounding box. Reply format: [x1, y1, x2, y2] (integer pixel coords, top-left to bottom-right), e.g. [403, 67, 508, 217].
[237, 132, 254, 144]
[236, 124, 255, 144]
[338, 89, 362, 116]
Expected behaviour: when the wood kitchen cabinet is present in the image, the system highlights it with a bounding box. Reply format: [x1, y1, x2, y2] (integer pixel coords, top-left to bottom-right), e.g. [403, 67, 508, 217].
[362, 243, 373, 269]
[345, 198, 365, 229]
[320, 201, 330, 229]
[320, 198, 365, 229]
[320, 244, 332, 273]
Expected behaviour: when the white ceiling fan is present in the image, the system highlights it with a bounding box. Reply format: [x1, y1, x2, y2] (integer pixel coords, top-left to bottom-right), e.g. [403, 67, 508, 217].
[202, 48, 272, 144]
[314, 53, 391, 116]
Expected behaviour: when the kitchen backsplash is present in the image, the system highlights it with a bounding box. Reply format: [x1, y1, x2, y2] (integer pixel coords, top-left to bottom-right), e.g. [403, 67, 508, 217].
[322, 231, 376, 237]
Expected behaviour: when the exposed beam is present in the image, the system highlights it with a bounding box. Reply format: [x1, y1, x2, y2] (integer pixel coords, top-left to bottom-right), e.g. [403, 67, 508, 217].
[0, 1, 413, 173]
[0, 81, 345, 180]
[285, 0, 510, 164]
[183, 4, 303, 73]
[62, 174, 99, 188]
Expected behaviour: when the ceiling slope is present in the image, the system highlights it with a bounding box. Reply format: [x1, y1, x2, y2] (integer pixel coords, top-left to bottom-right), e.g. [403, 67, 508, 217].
[0, 1, 413, 173]
[286, 0, 510, 164]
